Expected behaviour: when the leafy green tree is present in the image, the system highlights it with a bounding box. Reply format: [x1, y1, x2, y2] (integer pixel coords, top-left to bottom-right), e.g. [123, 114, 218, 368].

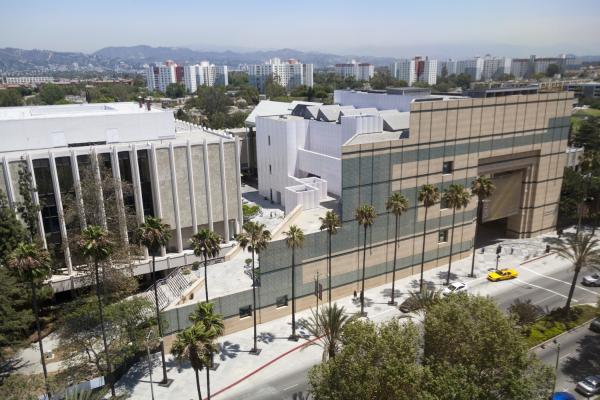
[319, 210, 341, 306]
[0, 191, 28, 266]
[175, 108, 192, 122]
[224, 111, 249, 128]
[355, 204, 377, 316]
[7, 242, 53, 398]
[237, 84, 260, 105]
[417, 184, 440, 291]
[284, 225, 304, 340]
[572, 116, 600, 151]
[134, 216, 172, 384]
[290, 85, 308, 97]
[509, 298, 543, 327]
[385, 193, 409, 305]
[442, 184, 471, 285]
[469, 176, 495, 277]
[39, 83, 65, 105]
[0, 266, 34, 349]
[165, 83, 186, 98]
[235, 221, 271, 353]
[77, 225, 116, 398]
[370, 70, 406, 90]
[304, 303, 353, 361]
[16, 163, 41, 241]
[0, 88, 23, 107]
[191, 229, 222, 302]
[192, 86, 233, 115]
[265, 77, 287, 98]
[228, 71, 249, 87]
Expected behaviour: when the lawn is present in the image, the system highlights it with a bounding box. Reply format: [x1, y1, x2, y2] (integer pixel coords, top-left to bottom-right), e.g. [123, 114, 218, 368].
[575, 108, 600, 118]
[526, 304, 598, 347]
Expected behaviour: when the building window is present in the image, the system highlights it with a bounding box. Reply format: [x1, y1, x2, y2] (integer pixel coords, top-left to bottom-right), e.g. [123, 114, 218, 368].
[440, 196, 449, 209]
[269, 164, 272, 174]
[239, 305, 252, 318]
[276, 295, 288, 308]
[442, 161, 454, 174]
[268, 135, 271, 146]
[439, 229, 449, 243]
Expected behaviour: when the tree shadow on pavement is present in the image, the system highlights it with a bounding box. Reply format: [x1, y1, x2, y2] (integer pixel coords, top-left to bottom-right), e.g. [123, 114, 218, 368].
[351, 296, 374, 308]
[257, 332, 275, 344]
[380, 288, 403, 299]
[116, 353, 163, 393]
[219, 341, 241, 361]
[437, 270, 459, 283]
[409, 279, 437, 290]
[561, 332, 600, 382]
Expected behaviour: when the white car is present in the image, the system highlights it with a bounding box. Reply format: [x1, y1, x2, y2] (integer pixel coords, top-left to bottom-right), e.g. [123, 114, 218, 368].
[582, 273, 600, 287]
[442, 282, 467, 296]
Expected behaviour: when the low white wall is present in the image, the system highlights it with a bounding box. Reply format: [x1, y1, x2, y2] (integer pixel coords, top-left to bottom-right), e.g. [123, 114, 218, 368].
[297, 148, 341, 196]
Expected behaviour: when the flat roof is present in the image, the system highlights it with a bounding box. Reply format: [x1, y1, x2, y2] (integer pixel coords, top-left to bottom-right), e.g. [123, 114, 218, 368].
[345, 130, 407, 146]
[0, 102, 163, 121]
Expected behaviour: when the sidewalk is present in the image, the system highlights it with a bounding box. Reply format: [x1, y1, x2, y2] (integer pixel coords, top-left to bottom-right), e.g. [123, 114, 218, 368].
[117, 233, 570, 399]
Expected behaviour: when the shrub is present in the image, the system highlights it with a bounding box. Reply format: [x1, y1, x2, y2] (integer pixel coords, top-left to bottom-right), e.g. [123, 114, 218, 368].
[242, 203, 260, 218]
[509, 298, 543, 326]
[192, 261, 201, 271]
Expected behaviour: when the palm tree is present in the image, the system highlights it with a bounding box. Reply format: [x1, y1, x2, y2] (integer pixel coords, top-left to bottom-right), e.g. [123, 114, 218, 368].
[469, 176, 495, 277]
[235, 221, 271, 354]
[189, 302, 224, 400]
[7, 242, 52, 399]
[553, 233, 600, 315]
[304, 303, 352, 361]
[408, 287, 443, 314]
[442, 184, 471, 285]
[385, 193, 409, 305]
[319, 211, 341, 307]
[284, 225, 304, 340]
[78, 225, 115, 398]
[134, 216, 172, 385]
[417, 184, 440, 292]
[191, 229, 223, 302]
[355, 204, 377, 316]
[171, 323, 217, 400]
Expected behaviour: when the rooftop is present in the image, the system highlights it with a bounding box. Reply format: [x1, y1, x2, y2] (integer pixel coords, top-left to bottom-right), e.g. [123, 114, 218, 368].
[0, 102, 161, 121]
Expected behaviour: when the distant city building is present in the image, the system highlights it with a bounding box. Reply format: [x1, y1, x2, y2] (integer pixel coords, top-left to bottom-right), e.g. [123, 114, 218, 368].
[480, 56, 512, 80]
[390, 57, 437, 86]
[456, 57, 484, 81]
[510, 55, 573, 79]
[335, 60, 375, 81]
[146, 60, 228, 93]
[565, 82, 600, 99]
[2, 76, 54, 86]
[248, 58, 314, 93]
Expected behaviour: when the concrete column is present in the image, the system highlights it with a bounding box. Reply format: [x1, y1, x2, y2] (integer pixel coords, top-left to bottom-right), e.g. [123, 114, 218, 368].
[245, 128, 251, 171]
[91, 150, 107, 229]
[219, 139, 230, 242]
[202, 139, 214, 231]
[26, 153, 47, 249]
[111, 147, 129, 246]
[186, 140, 198, 235]
[69, 151, 86, 231]
[49, 152, 73, 275]
[2, 156, 15, 210]
[168, 143, 183, 252]
[130, 145, 148, 258]
[149, 144, 166, 256]
[234, 136, 244, 234]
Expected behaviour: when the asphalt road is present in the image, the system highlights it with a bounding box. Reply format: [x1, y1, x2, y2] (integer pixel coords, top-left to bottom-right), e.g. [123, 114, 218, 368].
[227, 265, 600, 400]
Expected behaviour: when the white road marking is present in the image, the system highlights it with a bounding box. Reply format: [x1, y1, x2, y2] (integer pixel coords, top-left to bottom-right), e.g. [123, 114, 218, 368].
[513, 279, 578, 302]
[532, 293, 560, 306]
[560, 352, 573, 360]
[520, 265, 600, 295]
[283, 384, 299, 391]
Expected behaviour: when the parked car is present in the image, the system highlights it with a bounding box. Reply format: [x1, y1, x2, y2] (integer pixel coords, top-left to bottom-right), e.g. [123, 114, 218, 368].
[549, 392, 576, 400]
[399, 297, 421, 313]
[487, 268, 519, 282]
[442, 282, 467, 296]
[590, 317, 600, 333]
[582, 272, 600, 286]
[576, 376, 600, 396]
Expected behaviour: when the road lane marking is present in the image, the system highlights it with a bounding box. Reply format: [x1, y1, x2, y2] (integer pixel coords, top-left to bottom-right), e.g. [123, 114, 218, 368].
[532, 293, 559, 306]
[283, 384, 299, 391]
[520, 266, 599, 295]
[560, 352, 573, 360]
[514, 279, 578, 302]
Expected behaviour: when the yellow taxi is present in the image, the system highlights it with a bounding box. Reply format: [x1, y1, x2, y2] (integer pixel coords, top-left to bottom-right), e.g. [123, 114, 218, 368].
[487, 268, 519, 282]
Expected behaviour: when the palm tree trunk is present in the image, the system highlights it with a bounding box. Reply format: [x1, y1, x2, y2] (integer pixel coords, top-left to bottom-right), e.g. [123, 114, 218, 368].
[95, 260, 115, 398]
[30, 278, 50, 399]
[446, 209, 457, 286]
[469, 199, 482, 277]
[389, 214, 399, 304]
[565, 264, 581, 315]
[152, 254, 169, 384]
[204, 254, 209, 303]
[328, 232, 332, 307]
[291, 247, 297, 339]
[251, 250, 258, 353]
[360, 225, 367, 316]
[206, 362, 211, 400]
[419, 207, 429, 292]
[194, 369, 202, 400]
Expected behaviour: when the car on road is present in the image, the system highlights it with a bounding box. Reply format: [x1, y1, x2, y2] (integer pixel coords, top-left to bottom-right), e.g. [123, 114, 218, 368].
[590, 317, 600, 333]
[549, 392, 576, 400]
[399, 297, 421, 313]
[442, 282, 467, 296]
[576, 375, 600, 396]
[582, 272, 600, 286]
[487, 268, 519, 282]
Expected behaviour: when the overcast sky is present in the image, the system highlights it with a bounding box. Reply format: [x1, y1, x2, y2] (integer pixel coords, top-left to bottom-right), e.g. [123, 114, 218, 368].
[1, 0, 598, 57]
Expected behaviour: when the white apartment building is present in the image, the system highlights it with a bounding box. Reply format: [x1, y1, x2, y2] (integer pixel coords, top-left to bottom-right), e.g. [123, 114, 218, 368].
[146, 63, 176, 93]
[248, 58, 314, 93]
[481, 57, 512, 80]
[456, 57, 484, 81]
[3, 76, 54, 85]
[147, 61, 228, 93]
[335, 60, 374, 81]
[390, 57, 437, 86]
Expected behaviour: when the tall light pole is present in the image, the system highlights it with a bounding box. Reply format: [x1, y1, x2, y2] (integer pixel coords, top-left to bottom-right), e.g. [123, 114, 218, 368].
[552, 339, 561, 394]
[145, 329, 156, 400]
[495, 245, 502, 271]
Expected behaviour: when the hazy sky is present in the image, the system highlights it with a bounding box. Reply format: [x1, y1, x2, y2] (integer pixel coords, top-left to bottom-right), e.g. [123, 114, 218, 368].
[1, 0, 599, 57]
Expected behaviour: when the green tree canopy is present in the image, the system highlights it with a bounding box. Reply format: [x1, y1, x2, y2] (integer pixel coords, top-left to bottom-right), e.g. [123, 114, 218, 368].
[265, 78, 287, 98]
[165, 83, 186, 99]
[39, 84, 65, 105]
[370, 70, 407, 90]
[0, 89, 24, 107]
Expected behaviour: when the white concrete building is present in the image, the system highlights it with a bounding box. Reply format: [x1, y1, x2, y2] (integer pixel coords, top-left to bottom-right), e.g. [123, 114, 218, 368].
[481, 57, 512, 80]
[146, 63, 176, 93]
[390, 57, 437, 86]
[2, 76, 54, 86]
[456, 57, 484, 81]
[0, 102, 243, 293]
[147, 61, 228, 93]
[390, 59, 416, 85]
[248, 58, 314, 93]
[335, 60, 374, 81]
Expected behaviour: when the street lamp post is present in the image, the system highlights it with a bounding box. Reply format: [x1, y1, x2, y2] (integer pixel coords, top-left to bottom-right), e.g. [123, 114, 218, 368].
[553, 339, 561, 394]
[145, 330, 156, 400]
[495, 245, 502, 271]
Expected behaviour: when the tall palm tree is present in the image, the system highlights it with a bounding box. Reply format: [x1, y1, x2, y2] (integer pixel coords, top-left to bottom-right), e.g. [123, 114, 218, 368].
[355, 204, 377, 316]
[304, 303, 352, 361]
[78, 225, 115, 398]
[191, 229, 223, 302]
[284, 225, 304, 340]
[319, 211, 341, 307]
[134, 216, 172, 385]
[189, 302, 224, 400]
[235, 221, 271, 354]
[385, 193, 409, 305]
[417, 184, 440, 292]
[442, 184, 471, 285]
[553, 233, 600, 315]
[7, 242, 52, 399]
[469, 176, 495, 277]
[171, 323, 217, 400]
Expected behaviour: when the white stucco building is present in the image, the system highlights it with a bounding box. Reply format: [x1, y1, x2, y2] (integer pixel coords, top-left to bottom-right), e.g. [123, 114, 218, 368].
[248, 58, 314, 93]
[147, 61, 228, 93]
[390, 57, 437, 86]
[335, 60, 375, 81]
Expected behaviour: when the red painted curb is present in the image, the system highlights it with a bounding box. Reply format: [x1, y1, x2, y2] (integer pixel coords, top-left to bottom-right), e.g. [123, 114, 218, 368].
[209, 336, 321, 399]
[521, 251, 555, 265]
